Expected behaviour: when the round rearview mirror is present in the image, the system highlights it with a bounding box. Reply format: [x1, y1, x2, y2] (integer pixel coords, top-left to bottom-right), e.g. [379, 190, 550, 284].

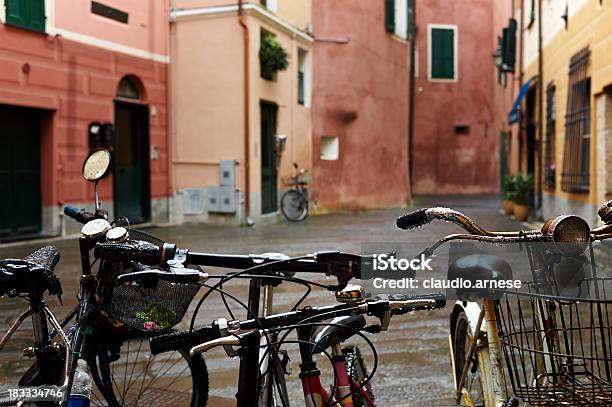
[82, 149, 111, 181]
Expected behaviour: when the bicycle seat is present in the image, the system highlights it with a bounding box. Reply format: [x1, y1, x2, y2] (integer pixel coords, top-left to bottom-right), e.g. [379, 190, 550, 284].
[311, 314, 366, 353]
[0, 246, 62, 299]
[448, 254, 512, 300]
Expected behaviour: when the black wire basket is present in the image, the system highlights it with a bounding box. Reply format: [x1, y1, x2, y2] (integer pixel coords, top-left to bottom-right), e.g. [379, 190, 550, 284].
[101, 229, 200, 334]
[495, 277, 612, 406]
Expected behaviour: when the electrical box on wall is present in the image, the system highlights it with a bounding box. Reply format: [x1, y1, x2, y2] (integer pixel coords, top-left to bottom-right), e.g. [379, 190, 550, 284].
[220, 160, 235, 186]
[207, 186, 236, 213]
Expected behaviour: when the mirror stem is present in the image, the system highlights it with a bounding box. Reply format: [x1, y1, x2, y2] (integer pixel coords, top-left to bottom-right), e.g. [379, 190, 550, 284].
[94, 180, 100, 212]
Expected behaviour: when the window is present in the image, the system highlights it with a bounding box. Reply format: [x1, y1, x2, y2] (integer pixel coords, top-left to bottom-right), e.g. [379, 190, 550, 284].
[320, 136, 339, 160]
[260, 0, 277, 13]
[561, 47, 591, 192]
[428, 25, 457, 81]
[544, 82, 556, 190]
[5, 0, 45, 33]
[384, 0, 414, 40]
[297, 48, 310, 106]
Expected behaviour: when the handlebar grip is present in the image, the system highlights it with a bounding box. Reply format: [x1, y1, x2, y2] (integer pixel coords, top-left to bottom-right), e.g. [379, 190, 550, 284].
[150, 326, 219, 355]
[396, 208, 430, 230]
[94, 241, 162, 265]
[64, 205, 96, 224]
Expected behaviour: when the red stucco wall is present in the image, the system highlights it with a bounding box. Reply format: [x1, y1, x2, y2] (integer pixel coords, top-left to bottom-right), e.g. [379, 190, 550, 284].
[0, 24, 170, 207]
[311, 0, 411, 211]
[412, 0, 498, 195]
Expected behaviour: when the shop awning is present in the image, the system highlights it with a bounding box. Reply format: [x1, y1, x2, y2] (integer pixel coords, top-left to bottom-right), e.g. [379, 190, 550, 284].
[508, 76, 537, 125]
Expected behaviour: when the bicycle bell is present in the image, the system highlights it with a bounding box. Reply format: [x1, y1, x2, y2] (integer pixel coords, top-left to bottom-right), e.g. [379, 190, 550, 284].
[335, 284, 365, 304]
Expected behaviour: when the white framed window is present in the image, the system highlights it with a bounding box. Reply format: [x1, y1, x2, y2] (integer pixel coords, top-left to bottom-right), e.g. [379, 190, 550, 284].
[297, 48, 310, 107]
[320, 136, 339, 160]
[260, 0, 278, 13]
[385, 0, 414, 41]
[427, 24, 458, 82]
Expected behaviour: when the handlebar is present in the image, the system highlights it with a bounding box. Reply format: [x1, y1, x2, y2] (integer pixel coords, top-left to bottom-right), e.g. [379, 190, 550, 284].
[187, 295, 446, 356]
[63, 206, 96, 225]
[396, 207, 520, 237]
[95, 240, 369, 281]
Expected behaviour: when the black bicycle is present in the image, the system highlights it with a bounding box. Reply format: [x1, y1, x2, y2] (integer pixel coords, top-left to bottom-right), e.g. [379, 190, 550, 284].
[280, 163, 309, 222]
[1, 149, 207, 407]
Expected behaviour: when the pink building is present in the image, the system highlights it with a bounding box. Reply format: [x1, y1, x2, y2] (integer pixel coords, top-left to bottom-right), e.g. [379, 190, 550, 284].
[0, 0, 171, 239]
[411, 0, 499, 195]
[310, 0, 412, 211]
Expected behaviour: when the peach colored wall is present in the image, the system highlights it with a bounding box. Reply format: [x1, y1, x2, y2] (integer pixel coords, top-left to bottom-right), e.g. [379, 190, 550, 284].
[172, 16, 245, 191]
[54, 0, 169, 56]
[171, 6, 312, 217]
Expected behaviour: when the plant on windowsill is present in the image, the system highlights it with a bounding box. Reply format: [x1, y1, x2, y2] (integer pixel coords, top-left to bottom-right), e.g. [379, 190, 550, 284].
[260, 33, 289, 80]
[502, 174, 516, 215]
[512, 172, 534, 221]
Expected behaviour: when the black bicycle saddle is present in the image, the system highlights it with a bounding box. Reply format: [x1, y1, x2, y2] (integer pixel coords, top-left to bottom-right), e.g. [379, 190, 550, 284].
[0, 246, 62, 299]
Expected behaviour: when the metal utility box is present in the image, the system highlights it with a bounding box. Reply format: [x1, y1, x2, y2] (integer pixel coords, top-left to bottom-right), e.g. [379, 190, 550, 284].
[207, 186, 236, 213]
[219, 160, 235, 186]
[207, 187, 221, 213]
[183, 189, 205, 215]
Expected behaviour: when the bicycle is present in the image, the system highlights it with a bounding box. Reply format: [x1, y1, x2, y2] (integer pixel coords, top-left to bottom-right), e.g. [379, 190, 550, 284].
[280, 163, 309, 222]
[1, 149, 208, 406]
[148, 277, 445, 407]
[396, 202, 612, 406]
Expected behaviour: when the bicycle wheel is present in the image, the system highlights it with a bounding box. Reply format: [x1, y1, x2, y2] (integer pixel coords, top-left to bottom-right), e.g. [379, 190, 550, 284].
[90, 336, 208, 407]
[280, 190, 308, 222]
[343, 345, 374, 407]
[453, 311, 485, 407]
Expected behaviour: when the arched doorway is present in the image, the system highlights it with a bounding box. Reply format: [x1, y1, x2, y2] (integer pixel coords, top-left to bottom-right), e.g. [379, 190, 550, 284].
[114, 76, 150, 223]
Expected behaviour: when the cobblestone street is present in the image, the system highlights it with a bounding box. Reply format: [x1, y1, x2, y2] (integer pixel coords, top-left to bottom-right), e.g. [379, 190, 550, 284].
[0, 196, 521, 406]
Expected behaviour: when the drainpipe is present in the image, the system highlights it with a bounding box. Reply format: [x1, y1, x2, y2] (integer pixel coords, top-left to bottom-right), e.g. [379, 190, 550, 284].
[408, 3, 416, 195]
[518, 0, 524, 172]
[536, 0, 543, 210]
[238, 0, 251, 221]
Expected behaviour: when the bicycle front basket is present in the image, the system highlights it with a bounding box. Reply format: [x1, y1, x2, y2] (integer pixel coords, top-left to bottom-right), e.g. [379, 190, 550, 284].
[495, 278, 612, 406]
[103, 261, 200, 334]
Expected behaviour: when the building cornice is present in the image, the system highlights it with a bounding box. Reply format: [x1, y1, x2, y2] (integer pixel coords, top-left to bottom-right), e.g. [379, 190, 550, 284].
[169, 3, 314, 44]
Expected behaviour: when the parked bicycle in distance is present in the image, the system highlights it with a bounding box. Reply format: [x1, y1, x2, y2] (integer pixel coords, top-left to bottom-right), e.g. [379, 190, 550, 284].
[280, 163, 309, 222]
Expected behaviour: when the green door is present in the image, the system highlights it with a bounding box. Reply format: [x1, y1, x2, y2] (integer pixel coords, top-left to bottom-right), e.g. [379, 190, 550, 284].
[261, 102, 278, 214]
[113, 101, 150, 223]
[0, 105, 41, 238]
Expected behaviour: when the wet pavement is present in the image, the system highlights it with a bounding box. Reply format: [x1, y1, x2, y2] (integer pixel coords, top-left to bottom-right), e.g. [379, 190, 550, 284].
[0, 195, 521, 406]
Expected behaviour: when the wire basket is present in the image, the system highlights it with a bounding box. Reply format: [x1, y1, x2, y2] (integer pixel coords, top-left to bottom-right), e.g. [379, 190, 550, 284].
[495, 278, 612, 406]
[100, 229, 200, 334]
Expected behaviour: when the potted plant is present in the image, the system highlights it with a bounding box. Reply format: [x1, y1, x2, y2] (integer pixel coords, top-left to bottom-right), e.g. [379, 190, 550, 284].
[512, 172, 534, 221]
[259, 32, 289, 80]
[502, 174, 516, 215]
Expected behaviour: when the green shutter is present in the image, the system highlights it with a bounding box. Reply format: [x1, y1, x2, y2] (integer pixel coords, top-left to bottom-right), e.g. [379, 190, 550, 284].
[385, 0, 395, 33]
[407, 0, 415, 40]
[431, 28, 455, 79]
[501, 19, 517, 72]
[5, 0, 26, 27]
[28, 0, 46, 32]
[5, 0, 45, 33]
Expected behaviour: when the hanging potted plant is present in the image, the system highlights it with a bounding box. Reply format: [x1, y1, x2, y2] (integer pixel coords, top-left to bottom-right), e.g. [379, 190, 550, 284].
[512, 172, 534, 221]
[502, 174, 516, 215]
[259, 32, 289, 80]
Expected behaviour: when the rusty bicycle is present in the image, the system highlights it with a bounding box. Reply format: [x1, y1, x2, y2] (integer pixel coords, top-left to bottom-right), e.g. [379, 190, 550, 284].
[397, 202, 612, 406]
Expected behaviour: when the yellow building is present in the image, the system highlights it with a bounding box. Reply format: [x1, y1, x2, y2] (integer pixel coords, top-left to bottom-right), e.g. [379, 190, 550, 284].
[515, 0, 612, 224]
